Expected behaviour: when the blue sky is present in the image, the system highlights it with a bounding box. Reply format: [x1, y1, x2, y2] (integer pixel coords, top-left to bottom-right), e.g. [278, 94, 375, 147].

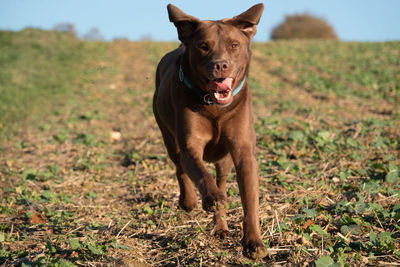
[1, 0, 399, 42]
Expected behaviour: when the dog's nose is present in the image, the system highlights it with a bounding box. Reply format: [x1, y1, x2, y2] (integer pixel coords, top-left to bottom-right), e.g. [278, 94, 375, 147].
[213, 61, 229, 74]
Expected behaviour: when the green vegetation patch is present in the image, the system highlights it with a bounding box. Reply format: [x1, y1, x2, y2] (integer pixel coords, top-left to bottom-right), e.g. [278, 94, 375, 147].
[0, 28, 108, 139]
[254, 41, 400, 102]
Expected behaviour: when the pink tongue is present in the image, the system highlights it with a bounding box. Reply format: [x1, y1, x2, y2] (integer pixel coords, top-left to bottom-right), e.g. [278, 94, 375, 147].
[205, 78, 233, 91]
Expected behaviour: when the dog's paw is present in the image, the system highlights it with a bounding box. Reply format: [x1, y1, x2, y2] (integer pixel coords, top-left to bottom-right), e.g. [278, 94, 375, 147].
[243, 239, 268, 260]
[201, 195, 218, 212]
[213, 228, 230, 239]
[201, 191, 225, 212]
[212, 218, 229, 239]
[179, 194, 197, 212]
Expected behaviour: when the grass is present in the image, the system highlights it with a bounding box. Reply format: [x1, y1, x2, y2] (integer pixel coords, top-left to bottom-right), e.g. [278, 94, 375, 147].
[0, 29, 399, 266]
[255, 41, 400, 102]
[0, 29, 108, 140]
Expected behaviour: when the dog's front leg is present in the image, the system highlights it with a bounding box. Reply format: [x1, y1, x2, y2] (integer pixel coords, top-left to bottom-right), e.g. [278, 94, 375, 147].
[179, 142, 225, 212]
[212, 155, 234, 238]
[231, 143, 268, 260]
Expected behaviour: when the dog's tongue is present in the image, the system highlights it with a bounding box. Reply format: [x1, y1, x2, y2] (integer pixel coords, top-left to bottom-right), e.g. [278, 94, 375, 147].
[205, 78, 234, 105]
[205, 78, 233, 92]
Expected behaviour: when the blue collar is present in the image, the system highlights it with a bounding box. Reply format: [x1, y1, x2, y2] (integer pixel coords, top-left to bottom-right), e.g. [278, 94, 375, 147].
[179, 65, 246, 104]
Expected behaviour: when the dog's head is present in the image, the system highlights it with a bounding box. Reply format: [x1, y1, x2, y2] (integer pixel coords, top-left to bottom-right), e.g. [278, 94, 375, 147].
[168, 4, 264, 106]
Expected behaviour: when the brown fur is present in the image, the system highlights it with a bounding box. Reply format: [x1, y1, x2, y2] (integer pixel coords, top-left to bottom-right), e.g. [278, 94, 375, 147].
[153, 4, 267, 259]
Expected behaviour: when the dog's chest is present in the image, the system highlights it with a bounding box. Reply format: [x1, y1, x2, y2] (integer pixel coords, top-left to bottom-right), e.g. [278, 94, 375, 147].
[203, 141, 229, 162]
[202, 121, 230, 162]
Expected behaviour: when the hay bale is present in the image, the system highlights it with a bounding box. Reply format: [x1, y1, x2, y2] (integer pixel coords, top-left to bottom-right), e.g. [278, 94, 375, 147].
[271, 14, 338, 40]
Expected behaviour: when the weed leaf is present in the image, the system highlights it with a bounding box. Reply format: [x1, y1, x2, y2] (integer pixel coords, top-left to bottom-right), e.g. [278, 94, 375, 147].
[316, 255, 339, 267]
[88, 244, 102, 255]
[58, 259, 76, 267]
[369, 229, 377, 246]
[310, 224, 327, 236]
[289, 130, 305, 141]
[385, 163, 398, 183]
[70, 238, 82, 250]
[303, 208, 317, 218]
[341, 224, 361, 235]
[46, 240, 57, 254]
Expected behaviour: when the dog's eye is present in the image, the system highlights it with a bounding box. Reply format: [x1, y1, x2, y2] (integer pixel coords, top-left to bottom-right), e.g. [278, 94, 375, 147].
[198, 42, 209, 52]
[231, 43, 240, 49]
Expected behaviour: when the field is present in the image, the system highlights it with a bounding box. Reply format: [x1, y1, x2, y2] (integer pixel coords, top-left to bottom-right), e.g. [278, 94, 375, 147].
[0, 29, 399, 266]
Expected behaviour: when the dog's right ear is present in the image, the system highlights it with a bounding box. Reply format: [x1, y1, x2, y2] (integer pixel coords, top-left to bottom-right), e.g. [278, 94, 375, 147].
[167, 4, 200, 43]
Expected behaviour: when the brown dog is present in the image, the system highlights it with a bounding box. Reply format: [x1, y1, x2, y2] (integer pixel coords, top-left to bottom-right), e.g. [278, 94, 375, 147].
[153, 4, 267, 259]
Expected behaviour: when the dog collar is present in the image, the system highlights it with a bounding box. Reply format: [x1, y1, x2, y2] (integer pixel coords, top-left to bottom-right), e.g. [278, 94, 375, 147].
[179, 65, 245, 105]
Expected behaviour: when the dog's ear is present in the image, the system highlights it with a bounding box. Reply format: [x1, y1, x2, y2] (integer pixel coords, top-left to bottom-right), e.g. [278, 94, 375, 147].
[226, 3, 264, 39]
[167, 4, 200, 43]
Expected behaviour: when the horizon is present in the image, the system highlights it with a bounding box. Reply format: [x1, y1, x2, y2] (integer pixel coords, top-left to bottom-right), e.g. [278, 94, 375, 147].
[5, 27, 400, 44]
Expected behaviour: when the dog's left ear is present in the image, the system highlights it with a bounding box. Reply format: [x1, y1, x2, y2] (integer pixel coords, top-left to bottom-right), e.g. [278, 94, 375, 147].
[226, 3, 264, 39]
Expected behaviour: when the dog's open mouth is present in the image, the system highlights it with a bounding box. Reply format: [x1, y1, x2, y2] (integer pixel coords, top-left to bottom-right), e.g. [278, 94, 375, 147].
[205, 78, 234, 105]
